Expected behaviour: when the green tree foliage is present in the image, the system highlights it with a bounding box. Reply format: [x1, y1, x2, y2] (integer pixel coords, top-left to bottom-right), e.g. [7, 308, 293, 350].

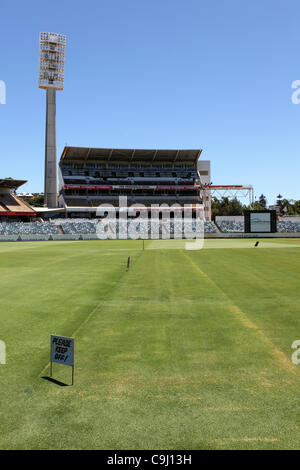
[258, 194, 267, 208]
[30, 194, 44, 206]
[273, 196, 300, 216]
[211, 195, 300, 218]
[211, 197, 246, 219]
[250, 201, 265, 211]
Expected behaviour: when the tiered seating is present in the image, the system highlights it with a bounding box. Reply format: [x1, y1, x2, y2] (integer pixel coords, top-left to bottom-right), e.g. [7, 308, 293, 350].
[60, 147, 201, 213]
[277, 221, 300, 233]
[65, 218, 299, 235]
[62, 166, 195, 185]
[58, 218, 218, 237]
[0, 222, 58, 235]
[52, 218, 93, 224]
[64, 198, 89, 207]
[218, 221, 244, 233]
[1, 217, 299, 239]
[60, 221, 97, 234]
[204, 221, 218, 233]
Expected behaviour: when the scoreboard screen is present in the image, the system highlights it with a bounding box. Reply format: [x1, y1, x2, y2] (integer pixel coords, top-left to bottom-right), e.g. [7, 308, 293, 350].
[244, 210, 277, 233]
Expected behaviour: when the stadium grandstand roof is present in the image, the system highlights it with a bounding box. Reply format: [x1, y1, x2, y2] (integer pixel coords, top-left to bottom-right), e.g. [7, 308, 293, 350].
[0, 178, 27, 189]
[60, 147, 202, 164]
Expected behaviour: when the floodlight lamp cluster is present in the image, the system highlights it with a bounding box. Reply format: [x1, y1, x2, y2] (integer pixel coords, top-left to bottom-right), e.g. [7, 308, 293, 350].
[39, 32, 66, 90]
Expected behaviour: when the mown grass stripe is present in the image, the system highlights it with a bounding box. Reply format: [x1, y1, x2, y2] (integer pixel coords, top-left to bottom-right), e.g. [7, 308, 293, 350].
[181, 250, 297, 375]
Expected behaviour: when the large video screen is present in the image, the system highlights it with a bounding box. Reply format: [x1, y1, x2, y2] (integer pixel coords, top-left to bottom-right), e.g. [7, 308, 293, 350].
[250, 212, 271, 232]
[244, 210, 277, 233]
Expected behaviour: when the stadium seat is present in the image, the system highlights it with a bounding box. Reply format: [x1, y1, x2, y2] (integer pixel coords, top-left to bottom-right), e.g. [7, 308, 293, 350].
[0, 222, 58, 235]
[217, 221, 244, 233]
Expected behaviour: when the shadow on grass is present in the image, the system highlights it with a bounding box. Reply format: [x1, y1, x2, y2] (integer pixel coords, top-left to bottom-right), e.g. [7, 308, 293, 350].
[41, 376, 69, 387]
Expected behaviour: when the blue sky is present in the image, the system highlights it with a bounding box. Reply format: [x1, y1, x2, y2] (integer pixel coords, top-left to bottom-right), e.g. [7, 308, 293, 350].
[0, 0, 299, 204]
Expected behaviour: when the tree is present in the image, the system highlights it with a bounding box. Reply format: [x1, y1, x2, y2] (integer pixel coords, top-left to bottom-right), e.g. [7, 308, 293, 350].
[251, 201, 265, 211]
[293, 200, 300, 215]
[279, 198, 297, 216]
[30, 194, 44, 206]
[211, 197, 245, 219]
[258, 194, 267, 208]
[211, 195, 300, 219]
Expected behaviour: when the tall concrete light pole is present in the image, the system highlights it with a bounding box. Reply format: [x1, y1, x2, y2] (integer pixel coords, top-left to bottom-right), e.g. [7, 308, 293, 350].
[39, 32, 66, 208]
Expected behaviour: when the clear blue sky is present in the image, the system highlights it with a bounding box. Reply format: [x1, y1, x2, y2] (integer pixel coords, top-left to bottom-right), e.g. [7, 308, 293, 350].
[0, 0, 300, 204]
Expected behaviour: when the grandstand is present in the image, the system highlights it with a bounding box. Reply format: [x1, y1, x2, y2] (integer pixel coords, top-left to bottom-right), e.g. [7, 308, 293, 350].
[0, 178, 36, 218]
[1, 167, 300, 240]
[58, 146, 203, 218]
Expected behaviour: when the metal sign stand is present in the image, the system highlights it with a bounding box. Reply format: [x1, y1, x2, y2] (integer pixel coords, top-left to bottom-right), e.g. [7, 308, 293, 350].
[50, 359, 74, 386]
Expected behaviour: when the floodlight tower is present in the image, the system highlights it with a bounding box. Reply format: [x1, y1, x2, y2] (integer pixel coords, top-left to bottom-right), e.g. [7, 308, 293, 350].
[39, 32, 66, 208]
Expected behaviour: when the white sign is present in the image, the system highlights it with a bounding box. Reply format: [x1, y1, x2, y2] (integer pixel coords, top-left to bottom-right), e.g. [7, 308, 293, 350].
[50, 335, 74, 366]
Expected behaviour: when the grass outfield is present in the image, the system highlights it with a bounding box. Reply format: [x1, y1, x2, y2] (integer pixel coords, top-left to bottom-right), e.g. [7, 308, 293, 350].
[1, 238, 300, 449]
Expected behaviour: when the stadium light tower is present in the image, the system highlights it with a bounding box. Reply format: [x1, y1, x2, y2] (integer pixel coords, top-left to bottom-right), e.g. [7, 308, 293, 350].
[39, 32, 66, 208]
